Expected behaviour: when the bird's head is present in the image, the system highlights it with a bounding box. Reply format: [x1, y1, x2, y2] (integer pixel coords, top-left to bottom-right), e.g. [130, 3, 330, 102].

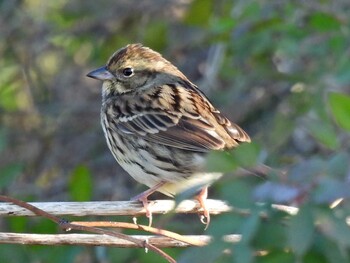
[87, 44, 186, 96]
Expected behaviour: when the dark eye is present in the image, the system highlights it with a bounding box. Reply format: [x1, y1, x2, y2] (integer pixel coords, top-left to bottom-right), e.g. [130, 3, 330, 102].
[122, 67, 134, 77]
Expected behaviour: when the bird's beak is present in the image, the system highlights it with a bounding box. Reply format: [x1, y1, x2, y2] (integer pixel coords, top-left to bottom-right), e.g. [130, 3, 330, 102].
[86, 66, 114, 81]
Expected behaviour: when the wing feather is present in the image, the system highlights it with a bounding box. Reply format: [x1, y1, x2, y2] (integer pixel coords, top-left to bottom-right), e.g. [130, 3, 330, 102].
[105, 83, 250, 152]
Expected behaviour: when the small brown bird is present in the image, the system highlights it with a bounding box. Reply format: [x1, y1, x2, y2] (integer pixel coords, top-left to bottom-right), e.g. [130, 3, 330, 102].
[87, 44, 250, 227]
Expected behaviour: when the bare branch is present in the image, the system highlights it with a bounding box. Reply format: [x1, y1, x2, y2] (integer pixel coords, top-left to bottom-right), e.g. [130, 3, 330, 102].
[0, 233, 241, 247]
[0, 199, 232, 217]
[70, 221, 207, 246]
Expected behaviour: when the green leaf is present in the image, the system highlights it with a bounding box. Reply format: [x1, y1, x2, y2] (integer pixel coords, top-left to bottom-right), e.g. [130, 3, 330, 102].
[239, 212, 260, 244]
[221, 179, 253, 208]
[206, 151, 238, 173]
[318, 230, 350, 263]
[69, 165, 93, 201]
[287, 204, 314, 257]
[322, 213, 350, 247]
[184, 0, 212, 26]
[257, 250, 294, 263]
[0, 128, 8, 153]
[231, 142, 260, 168]
[312, 177, 350, 203]
[335, 60, 350, 85]
[328, 92, 350, 131]
[254, 220, 287, 249]
[232, 243, 254, 263]
[303, 249, 328, 263]
[0, 163, 23, 188]
[7, 217, 28, 233]
[327, 152, 349, 179]
[306, 119, 339, 149]
[144, 22, 168, 51]
[268, 113, 294, 150]
[309, 12, 341, 32]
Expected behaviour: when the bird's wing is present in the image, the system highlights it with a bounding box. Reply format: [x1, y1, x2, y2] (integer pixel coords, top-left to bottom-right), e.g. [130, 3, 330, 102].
[105, 84, 250, 152]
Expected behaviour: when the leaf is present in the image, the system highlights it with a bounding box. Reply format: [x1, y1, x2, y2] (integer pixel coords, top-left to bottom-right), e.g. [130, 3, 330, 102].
[303, 250, 328, 263]
[254, 220, 287, 250]
[288, 158, 326, 183]
[0, 128, 8, 153]
[239, 212, 260, 243]
[309, 12, 341, 32]
[335, 60, 350, 85]
[0, 163, 23, 188]
[312, 178, 350, 204]
[7, 217, 28, 233]
[306, 119, 339, 149]
[268, 113, 294, 150]
[221, 179, 253, 208]
[69, 165, 93, 201]
[206, 151, 238, 173]
[328, 92, 350, 132]
[257, 250, 294, 263]
[254, 182, 300, 203]
[178, 241, 226, 263]
[183, 0, 212, 26]
[327, 152, 349, 179]
[319, 237, 350, 263]
[287, 204, 314, 257]
[319, 212, 350, 248]
[144, 22, 168, 51]
[232, 243, 254, 263]
[231, 142, 260, 168]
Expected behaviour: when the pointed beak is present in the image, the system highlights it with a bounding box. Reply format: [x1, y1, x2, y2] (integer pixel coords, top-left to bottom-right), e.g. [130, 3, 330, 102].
[86, 66, 114, 81]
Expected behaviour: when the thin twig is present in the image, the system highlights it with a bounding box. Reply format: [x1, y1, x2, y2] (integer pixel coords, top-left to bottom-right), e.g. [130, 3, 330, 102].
[71, 221, 206, 247]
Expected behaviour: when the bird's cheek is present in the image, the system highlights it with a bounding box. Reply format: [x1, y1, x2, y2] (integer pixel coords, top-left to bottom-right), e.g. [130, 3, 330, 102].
[133, 76, 149, 90]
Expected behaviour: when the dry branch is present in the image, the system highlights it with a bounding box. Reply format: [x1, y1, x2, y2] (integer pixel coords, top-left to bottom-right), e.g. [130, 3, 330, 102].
[0, 200, 300, 218]
[0, 232, 241, 247]
[0, 194, 304, 263]
[0, 199, 232, 217]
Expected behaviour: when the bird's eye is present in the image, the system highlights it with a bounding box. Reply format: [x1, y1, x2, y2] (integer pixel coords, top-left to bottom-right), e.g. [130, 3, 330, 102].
[122, 67, 134, 77]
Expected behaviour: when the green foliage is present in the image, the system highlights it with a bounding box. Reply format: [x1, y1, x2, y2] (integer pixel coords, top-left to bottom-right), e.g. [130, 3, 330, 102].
[328, 92, 350, 131]
[287, 204, 314, 257]
[0, 163, 23, 189]
[0, 64, 21, 111]
[1, 0, 350, 262]
[144, 21, 168, 51]
[184, 0, 213, 26]
[306, 119, 339, 149]
[308, 12, 342, 32]
[69, 164, 93, 201]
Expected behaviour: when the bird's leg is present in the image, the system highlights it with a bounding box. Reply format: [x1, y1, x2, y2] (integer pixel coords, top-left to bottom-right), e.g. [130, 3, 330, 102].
[131, 181, 166, 226]
[195, 186, 210, 229]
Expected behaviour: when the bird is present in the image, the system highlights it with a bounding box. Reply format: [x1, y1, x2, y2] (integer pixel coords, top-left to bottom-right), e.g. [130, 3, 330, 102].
[87, 43, 250, 227]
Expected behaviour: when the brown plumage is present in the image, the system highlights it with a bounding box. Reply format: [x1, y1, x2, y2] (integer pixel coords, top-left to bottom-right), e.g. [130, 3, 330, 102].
[87, 43, 250, 227]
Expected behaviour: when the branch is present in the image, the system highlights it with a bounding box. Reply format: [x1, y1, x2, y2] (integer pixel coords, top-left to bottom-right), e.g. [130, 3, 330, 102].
[70, 221, 207, 246]
[0, 233, 241, 247]
[0, 195, 176, 263]
[0, 199, 232, 217]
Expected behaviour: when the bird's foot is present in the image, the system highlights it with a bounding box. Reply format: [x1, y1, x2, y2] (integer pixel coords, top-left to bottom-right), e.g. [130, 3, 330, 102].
[131, 182, 166, 226]
[196, 187, 210, 230]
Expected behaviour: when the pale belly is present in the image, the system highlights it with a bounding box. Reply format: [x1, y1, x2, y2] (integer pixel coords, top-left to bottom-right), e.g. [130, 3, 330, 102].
[102, 116, 221, 196]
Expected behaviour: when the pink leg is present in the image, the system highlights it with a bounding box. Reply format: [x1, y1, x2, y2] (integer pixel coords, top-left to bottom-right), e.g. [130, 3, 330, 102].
[195, 187, 210, 229]
[131, 182, 166, 226]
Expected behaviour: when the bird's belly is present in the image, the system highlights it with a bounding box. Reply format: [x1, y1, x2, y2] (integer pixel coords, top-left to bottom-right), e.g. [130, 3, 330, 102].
[103, 123, 220, 196]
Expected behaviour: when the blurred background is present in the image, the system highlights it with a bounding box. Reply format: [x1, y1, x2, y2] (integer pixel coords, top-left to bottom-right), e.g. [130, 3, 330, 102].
[0, 0, 349, 262]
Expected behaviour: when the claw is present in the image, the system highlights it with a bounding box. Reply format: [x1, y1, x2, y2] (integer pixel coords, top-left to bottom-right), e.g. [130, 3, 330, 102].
[131, 181, 166, 226]
[196, 187, 210, 230]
